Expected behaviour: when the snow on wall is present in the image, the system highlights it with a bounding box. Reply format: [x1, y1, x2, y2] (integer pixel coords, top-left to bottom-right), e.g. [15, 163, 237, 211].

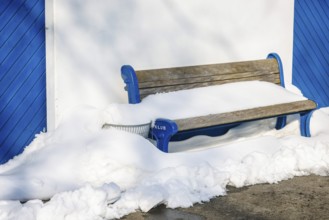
[48, 0, 294, 129]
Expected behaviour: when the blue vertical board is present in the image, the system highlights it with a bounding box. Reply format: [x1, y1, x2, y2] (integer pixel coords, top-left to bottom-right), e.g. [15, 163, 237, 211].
[0, 0, 46, 164]
[292, 0, 329, 107]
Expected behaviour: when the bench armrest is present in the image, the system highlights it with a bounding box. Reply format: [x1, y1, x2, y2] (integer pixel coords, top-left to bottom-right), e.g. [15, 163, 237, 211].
[151, 119, 178, 152]
[121, 65, 141, 104]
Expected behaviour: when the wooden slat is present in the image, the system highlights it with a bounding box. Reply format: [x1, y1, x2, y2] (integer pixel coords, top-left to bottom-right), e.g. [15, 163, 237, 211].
[139, 71, 280, 88]
[136, 58, 278, 83]
[136, 58, 280, 97]
[174, 100, 317, 131]
[140, 75, 281, 99]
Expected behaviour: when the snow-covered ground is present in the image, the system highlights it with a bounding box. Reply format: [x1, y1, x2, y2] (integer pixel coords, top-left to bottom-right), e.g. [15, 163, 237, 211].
[0, 82, 329, 220]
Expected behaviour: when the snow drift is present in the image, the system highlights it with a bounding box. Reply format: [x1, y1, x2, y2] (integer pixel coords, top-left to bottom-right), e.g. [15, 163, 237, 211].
[0, 82, 328, 220]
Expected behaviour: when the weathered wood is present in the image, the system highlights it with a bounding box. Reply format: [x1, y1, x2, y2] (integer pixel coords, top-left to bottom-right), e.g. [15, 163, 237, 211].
[139, 75, 281, 99]
[135, 58, 281, 97]
[138, 71, 280, 88]
[136, 59, 278, 82]
[174, 100, 317, 131]
[137, 59, 278, 83]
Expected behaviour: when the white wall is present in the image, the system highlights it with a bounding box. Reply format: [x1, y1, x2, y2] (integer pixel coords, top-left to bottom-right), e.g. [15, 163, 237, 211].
[47, 0, 294, 129]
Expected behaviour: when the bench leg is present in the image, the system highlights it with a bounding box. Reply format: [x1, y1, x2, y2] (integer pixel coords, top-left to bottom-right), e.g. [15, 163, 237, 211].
[275, 116, 287, 130]
[300, 111, 315, 137]
[151, 119, 178, 153]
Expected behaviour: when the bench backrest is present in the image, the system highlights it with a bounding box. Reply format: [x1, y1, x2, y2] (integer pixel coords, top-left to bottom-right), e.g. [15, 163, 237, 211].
[121, 53, 284, 103]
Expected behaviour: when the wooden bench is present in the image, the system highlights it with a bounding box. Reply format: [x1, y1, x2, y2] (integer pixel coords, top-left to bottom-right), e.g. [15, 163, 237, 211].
[121, 53, 317, 152]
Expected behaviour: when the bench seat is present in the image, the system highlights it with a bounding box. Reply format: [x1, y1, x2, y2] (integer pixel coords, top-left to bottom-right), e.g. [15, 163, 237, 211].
[174, 100, 316, 131]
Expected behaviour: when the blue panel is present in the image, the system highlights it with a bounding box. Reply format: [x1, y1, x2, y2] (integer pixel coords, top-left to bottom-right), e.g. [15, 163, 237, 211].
[0, 0, 46, 164]
[292, 0, 329, 107]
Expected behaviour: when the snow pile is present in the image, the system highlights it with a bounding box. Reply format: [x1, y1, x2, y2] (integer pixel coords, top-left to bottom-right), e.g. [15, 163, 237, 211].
[0, 83, 328, 219]
[104, 81, 307, 125]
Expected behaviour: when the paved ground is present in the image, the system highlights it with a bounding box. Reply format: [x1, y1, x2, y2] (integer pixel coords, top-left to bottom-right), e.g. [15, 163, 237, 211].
[123, 175, 329, 220]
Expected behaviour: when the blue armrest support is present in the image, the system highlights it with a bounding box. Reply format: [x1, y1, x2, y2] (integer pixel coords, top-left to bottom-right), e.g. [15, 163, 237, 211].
[121, 65, 141, 104]
[267, 53, 287, 130]
[300, 110, 316, 137]
[151, 119, 178, 153]
[267, 53, 317, 135]
[267, 53, 285, 88]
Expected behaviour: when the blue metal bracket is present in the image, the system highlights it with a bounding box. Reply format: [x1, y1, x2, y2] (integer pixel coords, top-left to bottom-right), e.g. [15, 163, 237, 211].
[121, 65, 141, 104]
[275, 116, 287, 130]
[267, 53, 285, 87]
[300, 110, 315, 137]
[151, 119, 178, 153]
[267, 53, 287, 129]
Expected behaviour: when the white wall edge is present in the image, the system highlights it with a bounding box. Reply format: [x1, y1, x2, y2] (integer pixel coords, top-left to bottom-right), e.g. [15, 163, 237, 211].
[45, 0, 56, 131]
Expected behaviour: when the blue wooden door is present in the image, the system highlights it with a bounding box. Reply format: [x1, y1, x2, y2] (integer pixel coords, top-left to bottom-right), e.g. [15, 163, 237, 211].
[0, 0, 46, 164]
[292, 0, 329, 108]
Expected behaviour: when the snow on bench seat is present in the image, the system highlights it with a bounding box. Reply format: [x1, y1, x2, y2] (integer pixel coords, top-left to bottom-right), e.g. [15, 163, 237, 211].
[105, 81, 315, 131]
